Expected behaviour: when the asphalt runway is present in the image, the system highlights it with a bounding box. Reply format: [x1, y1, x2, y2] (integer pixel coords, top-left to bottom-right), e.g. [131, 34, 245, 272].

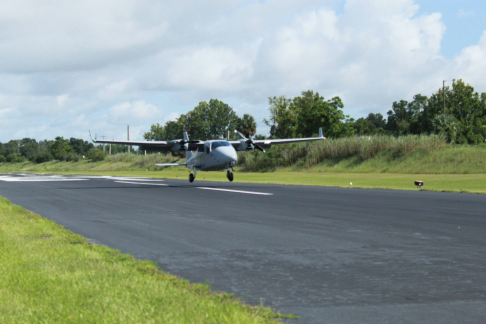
[0, 174, 485, 323]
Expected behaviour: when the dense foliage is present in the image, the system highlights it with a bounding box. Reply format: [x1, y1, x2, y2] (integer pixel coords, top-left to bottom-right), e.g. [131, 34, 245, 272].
[0, 137, 94, 163]
[264, 90, 352, 138]
[353, 79, 486, 143]
[144, 99, 257, 141]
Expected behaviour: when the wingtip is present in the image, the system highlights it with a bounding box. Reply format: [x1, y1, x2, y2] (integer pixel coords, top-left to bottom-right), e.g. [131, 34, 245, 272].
[89, 130, 96, 142]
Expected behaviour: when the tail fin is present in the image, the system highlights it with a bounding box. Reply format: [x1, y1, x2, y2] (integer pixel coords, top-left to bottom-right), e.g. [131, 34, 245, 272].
[319, 127, 323, 138]
[183, 130, 193, 159]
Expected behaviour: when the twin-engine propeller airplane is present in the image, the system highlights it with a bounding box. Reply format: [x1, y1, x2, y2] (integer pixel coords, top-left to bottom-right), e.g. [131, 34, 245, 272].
[90, 128, 325, 182]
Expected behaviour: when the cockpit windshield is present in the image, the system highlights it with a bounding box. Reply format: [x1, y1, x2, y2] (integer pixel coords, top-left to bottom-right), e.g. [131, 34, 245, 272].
[211, 141, 231, 149]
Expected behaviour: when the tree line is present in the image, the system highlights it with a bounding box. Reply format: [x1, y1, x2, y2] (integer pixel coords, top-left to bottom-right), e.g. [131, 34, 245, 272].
[145, 79, 486, 145]
[0, 137, 98, 163]
[353, 79, 486, 143]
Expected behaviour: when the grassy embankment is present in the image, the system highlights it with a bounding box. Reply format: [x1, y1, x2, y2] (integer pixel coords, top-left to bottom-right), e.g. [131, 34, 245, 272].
[1, 135, 486, 193]
[0, 196, 286, 323]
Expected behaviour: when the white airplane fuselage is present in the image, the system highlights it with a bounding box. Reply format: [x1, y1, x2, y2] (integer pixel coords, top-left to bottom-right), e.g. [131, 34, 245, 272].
[186, 140, 238, 171]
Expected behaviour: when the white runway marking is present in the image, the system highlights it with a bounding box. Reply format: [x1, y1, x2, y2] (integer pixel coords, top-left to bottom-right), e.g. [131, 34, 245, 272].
[114, 180, 273, 195]
[0, 175, 166, 182]
[115, 181, 168, 186]
[0, 175, 273, 195]
[78, 176, 164, 181]
[0, 176, 88, 182]
[197, 187, 273, 195]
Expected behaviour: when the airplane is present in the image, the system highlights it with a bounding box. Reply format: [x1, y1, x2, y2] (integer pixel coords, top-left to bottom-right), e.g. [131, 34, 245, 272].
[90, 128, 325, 182]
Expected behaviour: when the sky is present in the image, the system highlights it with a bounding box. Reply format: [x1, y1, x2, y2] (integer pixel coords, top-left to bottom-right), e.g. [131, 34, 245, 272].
[0, 0, 485, 142]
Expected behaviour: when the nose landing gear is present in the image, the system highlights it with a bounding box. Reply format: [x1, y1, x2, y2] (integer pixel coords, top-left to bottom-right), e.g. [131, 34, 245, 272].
[189, 173, 195, 183]
[226, 170, 234, 182]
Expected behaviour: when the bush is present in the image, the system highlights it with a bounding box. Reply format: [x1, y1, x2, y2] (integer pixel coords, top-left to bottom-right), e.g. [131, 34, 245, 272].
[30, 152, 53, 163]
[0, 155, 6, 163]
[86, 148, 106, 162]
[65, 154, 80, 162]
[6, 153, 25, 163]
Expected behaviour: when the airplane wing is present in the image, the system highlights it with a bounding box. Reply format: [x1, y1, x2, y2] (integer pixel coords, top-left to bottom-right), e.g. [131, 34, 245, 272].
[90, 135, 203, 152]
[229, 127, 325, 151]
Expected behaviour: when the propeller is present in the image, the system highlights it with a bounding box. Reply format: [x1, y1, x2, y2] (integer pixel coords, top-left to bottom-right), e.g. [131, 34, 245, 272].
[234, 130, 266, 153]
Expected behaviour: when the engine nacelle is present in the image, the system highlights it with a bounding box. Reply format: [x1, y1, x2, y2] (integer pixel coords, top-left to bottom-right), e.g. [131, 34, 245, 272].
[235, 140, 251, 151]
[170, 143, 181, 152]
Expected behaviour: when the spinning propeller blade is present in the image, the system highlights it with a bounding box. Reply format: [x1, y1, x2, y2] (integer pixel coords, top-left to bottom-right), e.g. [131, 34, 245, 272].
[234, 130, 266, 153]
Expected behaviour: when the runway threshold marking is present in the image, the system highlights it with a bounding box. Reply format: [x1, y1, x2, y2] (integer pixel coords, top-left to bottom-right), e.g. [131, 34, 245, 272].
[115, 180, 273, 195]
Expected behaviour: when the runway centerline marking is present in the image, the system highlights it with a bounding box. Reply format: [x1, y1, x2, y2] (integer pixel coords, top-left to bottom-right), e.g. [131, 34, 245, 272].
[197, 187, 273, 195]
[113, 180, 273, 195]
[115, 181, 168, 186]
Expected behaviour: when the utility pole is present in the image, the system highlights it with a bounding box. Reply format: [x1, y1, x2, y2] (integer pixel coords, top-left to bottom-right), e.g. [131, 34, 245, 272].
[127, 125, 130, 153]
[443, 80, 446, 114]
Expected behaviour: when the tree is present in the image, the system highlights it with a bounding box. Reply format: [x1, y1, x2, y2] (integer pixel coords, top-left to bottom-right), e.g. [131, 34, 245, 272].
[264, 96, 297, 139]
[68, 138, 94, 155]
[50, 137, 73, 160]
[143, 123, 165, 141]
[185, 99, 239, 140]
[293, 91, 348, 138]
[432, 113, 461, 143]
[366, 113, 387, 130]
[354, 118, 377, 135]
[236, 114, 257, 138]
[418, 79, 486, 142]
[19, 138, 39, 158]
[144, 99, 240, 143]
[86, 148, 105, 161]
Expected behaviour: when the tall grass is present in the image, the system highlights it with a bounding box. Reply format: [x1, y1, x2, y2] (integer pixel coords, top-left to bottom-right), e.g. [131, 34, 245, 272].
[238, 135, 448, 171]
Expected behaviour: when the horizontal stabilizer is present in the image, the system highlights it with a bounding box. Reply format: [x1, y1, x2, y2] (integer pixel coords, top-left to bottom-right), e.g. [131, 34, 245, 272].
[155, 163, 186, 167]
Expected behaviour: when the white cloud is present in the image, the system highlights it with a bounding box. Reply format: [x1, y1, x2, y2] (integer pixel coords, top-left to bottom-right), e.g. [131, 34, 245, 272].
[451, 30, 486, 79]
[457, 9, 475, 18]
[0, 0, 485, 142]
[108, 100, 162, 123]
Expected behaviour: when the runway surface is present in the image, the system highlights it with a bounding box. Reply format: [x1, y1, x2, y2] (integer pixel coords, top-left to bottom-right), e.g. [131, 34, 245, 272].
[0, 174, 485, 323]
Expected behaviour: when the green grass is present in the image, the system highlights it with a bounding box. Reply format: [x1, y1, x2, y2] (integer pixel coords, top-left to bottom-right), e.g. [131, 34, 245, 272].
[0, 197, 286, 323]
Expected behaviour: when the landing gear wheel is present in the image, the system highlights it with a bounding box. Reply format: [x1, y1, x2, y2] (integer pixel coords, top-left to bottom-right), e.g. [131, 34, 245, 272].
[189, 173, 195, 183]
[226, 170, 234, 182]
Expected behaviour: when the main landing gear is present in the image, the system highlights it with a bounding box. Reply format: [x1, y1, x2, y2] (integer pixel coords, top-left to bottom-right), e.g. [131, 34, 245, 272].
[226, 169, 234, 182]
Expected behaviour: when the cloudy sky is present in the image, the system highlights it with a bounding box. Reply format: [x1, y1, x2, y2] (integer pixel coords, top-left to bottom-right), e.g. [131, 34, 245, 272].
[0, 0, 485, 142]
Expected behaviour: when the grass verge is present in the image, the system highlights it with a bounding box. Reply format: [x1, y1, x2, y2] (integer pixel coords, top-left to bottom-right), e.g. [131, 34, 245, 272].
[0, 196, 287, 323]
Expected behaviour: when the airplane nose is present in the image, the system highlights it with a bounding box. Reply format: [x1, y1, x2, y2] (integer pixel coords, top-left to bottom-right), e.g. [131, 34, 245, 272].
[218, 147, 237, 166]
